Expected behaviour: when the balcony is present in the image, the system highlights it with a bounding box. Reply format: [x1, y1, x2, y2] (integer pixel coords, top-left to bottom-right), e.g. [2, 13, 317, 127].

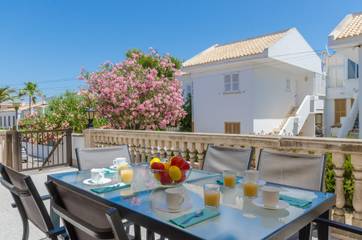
[1, 128, 362, 239]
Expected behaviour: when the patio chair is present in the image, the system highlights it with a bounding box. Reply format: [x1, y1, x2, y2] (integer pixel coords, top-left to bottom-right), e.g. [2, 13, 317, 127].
[75, 145, 131, 171]
[257, 149, 326, 240]
[201, 145, 254, 174]
[46, 180, 130, 240]
[257, 149, 326, 191]
[0, 163, 66, 240]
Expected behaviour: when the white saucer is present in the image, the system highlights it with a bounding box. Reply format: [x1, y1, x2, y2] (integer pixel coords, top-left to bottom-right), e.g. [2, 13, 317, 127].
[82, 178, 112, 186]
[109, 165, 117, 170]
[252, 197, 289, 210]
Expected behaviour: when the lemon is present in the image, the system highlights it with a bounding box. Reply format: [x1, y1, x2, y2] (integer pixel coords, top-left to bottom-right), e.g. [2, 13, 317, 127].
[150, 157, 161, 166]
[168, 166, 182, 181]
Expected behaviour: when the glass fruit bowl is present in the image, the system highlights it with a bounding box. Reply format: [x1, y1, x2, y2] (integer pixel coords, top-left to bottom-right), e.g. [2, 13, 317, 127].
[150, 167, 192, 187]
[149, 156, 192, 187]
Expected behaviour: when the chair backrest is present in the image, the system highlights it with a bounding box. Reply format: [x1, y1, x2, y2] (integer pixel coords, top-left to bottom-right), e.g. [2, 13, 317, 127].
[0, 164, 53, 233]
[202, 145, 253, 174]
[257, 149, 326, 191]
[46, 180, 128, 240]
[75, 145, 131, 171]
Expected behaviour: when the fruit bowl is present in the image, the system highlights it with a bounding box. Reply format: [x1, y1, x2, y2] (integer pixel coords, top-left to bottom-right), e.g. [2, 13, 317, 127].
[149, 156, 191, 187]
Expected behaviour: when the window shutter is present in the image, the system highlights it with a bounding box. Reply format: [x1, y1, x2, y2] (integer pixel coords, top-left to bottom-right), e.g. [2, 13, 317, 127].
[232, 74, 239, 91]
[224, 75, 231, 92]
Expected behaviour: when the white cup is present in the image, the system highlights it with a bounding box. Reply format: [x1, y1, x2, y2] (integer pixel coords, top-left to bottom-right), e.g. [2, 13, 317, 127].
[113, 157, 127, 166]
[165, 187, 184, 210]
[261, 186, 280, 208]
[91, 168, 105, 184]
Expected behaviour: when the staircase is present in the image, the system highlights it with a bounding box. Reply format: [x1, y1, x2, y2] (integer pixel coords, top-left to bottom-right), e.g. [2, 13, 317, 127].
[337, 96, 359, 138]
[279, 95, 323, 136]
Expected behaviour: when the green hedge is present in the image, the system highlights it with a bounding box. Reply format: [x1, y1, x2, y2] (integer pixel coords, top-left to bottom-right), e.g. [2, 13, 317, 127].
[325, 153, 354, 208]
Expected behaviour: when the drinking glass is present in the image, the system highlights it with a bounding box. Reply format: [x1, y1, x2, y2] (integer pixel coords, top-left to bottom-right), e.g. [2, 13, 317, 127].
[204, 184, 221, 208]
[223, 170, 237, 188]
[120, 168, 134, 184]
[243, 170, 259, 198]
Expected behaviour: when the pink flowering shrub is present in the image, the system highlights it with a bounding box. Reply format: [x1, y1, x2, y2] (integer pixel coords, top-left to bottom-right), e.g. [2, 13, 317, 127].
[81, 49, 186, 130]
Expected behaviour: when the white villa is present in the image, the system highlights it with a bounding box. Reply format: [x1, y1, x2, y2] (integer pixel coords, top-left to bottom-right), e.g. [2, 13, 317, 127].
[180, 28, 325, 136]
[326, 12, 362, 138]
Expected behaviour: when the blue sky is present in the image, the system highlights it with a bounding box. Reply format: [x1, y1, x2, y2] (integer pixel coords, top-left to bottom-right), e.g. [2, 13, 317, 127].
[0, 0, 360, 97]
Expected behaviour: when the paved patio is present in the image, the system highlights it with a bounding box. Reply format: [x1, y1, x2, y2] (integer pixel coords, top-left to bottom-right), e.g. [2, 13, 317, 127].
[0, 166, 77, 240]
[0, 166, 342, 240]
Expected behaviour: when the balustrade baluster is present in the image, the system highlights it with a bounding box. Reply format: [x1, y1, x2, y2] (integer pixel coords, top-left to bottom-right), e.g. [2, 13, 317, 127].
[351, 153, 362, 234]
[332, 152, 346, 231]
[159, 140, 166, 159]
[166, 141, 172, 159]
[140, 139, 146, 163]
[187, 142, 196, 167]
[145, 139, 152, 162]
[195, 143, 205, 169]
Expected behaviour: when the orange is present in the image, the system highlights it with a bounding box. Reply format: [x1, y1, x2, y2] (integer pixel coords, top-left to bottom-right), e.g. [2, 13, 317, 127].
[163, 162, 170, 170]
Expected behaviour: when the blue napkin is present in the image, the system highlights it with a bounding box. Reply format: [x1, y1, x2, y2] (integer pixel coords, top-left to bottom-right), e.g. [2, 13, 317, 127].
[170, 208, 220, 228]
[279, 194, 312, 209]
[90, 183, 130, 194]
[216, 179, 241, 185]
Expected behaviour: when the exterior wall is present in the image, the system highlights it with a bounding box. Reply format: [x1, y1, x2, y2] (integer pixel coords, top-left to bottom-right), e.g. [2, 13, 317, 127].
[0, 111, 16, 129]
[300, 114, 315, 136]
[187, 60, 314, 134]
[325, 53, 359, 136]
[268, 28, 322, 74]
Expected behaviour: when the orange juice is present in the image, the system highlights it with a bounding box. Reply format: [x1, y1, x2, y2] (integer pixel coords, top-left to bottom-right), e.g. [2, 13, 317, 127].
[243, 182, 258, 197]
[120, 168, 134, 183]
[224, 175, 236, 188]
[204, 190, 220, 208]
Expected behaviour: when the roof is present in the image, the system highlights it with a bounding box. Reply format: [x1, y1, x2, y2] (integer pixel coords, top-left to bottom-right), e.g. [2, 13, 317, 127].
[183, 29, 290, 67]
[331, 12, 362, 40]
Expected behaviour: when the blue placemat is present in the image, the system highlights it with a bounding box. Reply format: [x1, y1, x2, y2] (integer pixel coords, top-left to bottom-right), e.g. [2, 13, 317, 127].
[170, 208, 220, 228]
[280, 194, 312, 209]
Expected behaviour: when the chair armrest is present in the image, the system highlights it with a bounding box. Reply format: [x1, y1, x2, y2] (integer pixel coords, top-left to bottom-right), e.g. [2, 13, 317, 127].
[11, 194, 50, 208]
[315, 217, 362, 235]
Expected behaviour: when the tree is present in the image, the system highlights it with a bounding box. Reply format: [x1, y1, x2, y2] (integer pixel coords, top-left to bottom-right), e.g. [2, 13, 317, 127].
[19, 82, 42, 113]
[19, 91, 108, 133]
[81, 49, 186, 130]
[0, 87, 14, 104]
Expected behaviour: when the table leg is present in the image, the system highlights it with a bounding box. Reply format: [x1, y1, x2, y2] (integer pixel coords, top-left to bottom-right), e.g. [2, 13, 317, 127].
[50, 200, 60, 228]
[299, 223, 311, 240]
[134, 225, 141, 240]
[317, 210, 330, 240]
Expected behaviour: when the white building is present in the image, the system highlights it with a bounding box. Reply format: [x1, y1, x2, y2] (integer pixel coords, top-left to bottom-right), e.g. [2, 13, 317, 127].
[327, 12, 362, 138]
[0, 102, 47, 129]
[180, 28, 325, 136]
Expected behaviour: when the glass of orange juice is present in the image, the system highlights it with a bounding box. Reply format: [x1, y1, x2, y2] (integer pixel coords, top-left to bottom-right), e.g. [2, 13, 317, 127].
[223, 170, 237, 188]
[243, 170, 259, 198]
[120, 168, 134, 184]
[204, 184, 221, 208]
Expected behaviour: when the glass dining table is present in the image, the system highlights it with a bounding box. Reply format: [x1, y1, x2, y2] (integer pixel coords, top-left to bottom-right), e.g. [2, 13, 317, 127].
[47, 165, 335, 240]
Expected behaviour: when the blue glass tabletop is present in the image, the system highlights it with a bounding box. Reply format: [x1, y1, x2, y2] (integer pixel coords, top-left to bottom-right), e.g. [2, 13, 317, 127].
[48, 166, 335, 240]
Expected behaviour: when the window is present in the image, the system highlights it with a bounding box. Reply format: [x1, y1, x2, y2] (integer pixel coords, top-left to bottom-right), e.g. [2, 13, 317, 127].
[8, 116, 10, 127]
[224, 73, 239, 92]
[286, 79, 291, 92]
[0, 117, 2, 127]
[334, 99, 346, 125]
[348, 59, 359, 79]
[224, 122, 240, 134]
[13, 116, 15, 126]
[3, 117, 6, 127]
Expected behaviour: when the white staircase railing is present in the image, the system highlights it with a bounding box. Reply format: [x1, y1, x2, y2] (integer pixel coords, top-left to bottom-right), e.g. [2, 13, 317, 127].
[279, 95, 321, 136]
[337, 96, 358, 138]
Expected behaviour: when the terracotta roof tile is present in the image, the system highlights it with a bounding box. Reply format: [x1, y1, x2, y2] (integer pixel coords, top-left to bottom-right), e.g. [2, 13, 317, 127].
[183, 29, 289, 67]
[335, 12, 362, 39]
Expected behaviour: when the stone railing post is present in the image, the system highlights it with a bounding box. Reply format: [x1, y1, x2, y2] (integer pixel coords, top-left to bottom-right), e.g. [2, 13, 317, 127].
[332, 152, 346, 224]
[83, 129, 95, 147]
[195, 143, 205, 169]
[351, 154, 362, 230]
[187, 142, 196, 166]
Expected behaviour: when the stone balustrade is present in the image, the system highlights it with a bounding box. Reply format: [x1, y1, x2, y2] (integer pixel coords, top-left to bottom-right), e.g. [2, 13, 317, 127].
[84, 128, 362, 235]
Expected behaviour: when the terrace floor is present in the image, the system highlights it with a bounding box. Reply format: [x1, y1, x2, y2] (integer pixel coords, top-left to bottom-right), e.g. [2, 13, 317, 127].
[0, 166, 343, 240]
